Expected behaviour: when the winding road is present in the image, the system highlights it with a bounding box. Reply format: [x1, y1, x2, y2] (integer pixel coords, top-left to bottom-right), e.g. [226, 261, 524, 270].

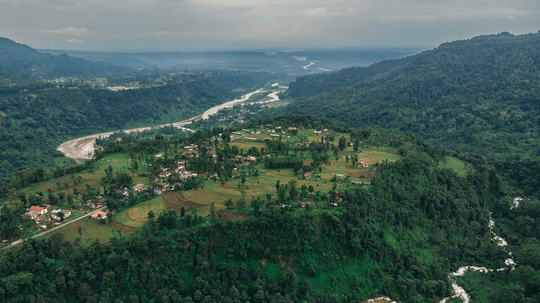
[57, 88, 281, 161]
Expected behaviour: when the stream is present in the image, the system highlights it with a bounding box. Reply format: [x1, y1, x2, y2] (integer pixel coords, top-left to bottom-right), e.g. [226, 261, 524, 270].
[368, 197, 521, 303]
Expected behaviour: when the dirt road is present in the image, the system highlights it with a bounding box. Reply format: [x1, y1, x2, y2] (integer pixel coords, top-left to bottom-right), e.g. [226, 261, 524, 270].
[57, 88, 280, 160]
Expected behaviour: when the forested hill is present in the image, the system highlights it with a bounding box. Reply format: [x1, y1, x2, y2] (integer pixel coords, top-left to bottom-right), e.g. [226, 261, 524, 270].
[281, 32, 540, 156]
[0, 71, 284, 181]
[0, 38, 133, 79]
[283, 55, 414, 99]
[0, 128, 512, 303]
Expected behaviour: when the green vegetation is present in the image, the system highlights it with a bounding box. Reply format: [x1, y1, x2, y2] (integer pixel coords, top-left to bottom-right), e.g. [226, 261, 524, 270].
[2, 113, 519, 302]
[438, 156, 472, 177]
[3, 31, 540, 302]
[280, 32, 540, 158]
[0, 37, 133, 79]
[0, 124, 507, 302]
[0, 68, 286, 182]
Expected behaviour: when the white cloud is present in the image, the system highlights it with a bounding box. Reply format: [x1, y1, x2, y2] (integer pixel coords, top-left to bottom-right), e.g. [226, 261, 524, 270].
[300, 8, 341, 17]
[48, 27, 90, 35]
[66, 38, 83, 42]
[0, 0, 539, 49]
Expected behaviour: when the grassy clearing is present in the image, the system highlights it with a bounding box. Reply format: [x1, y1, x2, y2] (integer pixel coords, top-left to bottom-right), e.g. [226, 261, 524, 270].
[229, 140, 266, 150]
[51, 219, 85, 243]
[82, 219, 118, 243]
[439, 156, 473, 177]
[115, 196, 165, 227]
[52, 217, 122, 245]
[13, 152, 147, 208]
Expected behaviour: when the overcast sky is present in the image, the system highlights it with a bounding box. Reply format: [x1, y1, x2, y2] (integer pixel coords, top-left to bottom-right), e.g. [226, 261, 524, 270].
[1, 0, 539, 51]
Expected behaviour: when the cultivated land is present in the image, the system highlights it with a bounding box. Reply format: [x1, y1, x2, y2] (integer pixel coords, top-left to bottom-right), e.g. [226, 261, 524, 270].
[5, 126, 420, 245]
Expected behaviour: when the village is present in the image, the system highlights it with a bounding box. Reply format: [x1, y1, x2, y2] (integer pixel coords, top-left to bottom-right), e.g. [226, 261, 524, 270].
[2, 124, 404, 245]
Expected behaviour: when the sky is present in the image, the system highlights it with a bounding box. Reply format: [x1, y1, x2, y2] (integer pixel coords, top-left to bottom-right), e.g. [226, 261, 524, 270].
[0, 0, 539, 51]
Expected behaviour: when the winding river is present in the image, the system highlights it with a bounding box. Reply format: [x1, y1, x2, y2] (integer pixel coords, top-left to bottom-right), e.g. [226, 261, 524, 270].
[57, 88, 282, 160]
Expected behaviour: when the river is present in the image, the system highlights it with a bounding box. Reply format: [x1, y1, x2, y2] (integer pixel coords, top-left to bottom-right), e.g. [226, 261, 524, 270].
[57, 88, 281, 160]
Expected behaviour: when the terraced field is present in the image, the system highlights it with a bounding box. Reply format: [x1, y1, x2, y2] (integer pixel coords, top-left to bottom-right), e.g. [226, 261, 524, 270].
[115, 196, 165, 227]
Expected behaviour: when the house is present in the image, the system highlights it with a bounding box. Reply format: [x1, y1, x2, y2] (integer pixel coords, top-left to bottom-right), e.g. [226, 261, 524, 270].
[313, 130, 322, 134]
[246, 156, 257, 162]
[28, 206, 47, 219]
[288, 127, 297, 130]
[51, 209, 71, 220]
[300, 202, 315, 208]
[304, 172, 312, 180]
[133, 183, 145, 191]
[154, 190, 162, 195]
[86, 202, 96, 208]
[358, 161, 369, 168]
[91, 211, 107, 219]
[184, 145, 198, 151]
[35, 215, 51, 227]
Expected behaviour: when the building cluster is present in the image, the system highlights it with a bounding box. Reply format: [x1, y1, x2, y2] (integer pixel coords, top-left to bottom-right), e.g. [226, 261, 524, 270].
[25, 206, 73, 229]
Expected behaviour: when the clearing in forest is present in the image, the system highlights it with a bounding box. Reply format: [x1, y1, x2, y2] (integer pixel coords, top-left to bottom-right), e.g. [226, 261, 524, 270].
[115, 196, 165, 227]
[163, 191, 205, 212]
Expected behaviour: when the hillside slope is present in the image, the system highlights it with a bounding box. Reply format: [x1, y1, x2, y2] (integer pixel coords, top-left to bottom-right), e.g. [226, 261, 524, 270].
[0, 129, 508, 303]
[0, 38, 133, 79]
[0, 70, 285, 181]
[282, 32, 540, 156]
[283, 55, 414, 99]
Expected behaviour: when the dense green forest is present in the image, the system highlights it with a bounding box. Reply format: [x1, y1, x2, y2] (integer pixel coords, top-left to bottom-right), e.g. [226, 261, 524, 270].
[283, 56, 414, 99]
[0, 70, 287, 183]
[280, 32, 540, 158]
[0, 121, 518, 303]
[0, 38, 134, 79]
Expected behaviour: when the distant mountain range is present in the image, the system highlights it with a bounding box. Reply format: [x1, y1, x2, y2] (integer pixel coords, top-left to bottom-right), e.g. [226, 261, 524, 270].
[38, 46, 425, 75]
[0, 38, 133, 79]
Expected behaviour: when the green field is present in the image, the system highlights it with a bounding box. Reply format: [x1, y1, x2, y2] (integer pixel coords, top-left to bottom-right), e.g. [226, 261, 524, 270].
[52, 217, 124, 245]
[439, 156, 473, 177]
[115, 196, 165, 227]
